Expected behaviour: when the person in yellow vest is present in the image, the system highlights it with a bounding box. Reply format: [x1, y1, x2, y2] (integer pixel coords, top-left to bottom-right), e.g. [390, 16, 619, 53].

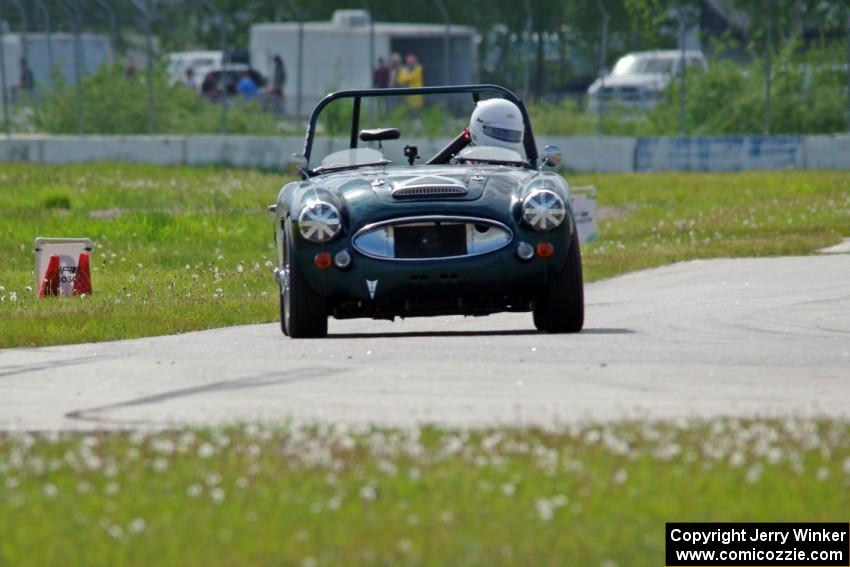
[396, 53, 424, 110]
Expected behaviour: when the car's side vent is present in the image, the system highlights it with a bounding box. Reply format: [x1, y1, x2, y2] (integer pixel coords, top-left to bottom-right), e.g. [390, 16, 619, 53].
[392, 185, 468, 199]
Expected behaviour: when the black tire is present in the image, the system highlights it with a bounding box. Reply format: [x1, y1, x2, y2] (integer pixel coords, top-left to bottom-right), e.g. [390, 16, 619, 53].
[533, 226, 584, 333]
[280, 218, 328, 338]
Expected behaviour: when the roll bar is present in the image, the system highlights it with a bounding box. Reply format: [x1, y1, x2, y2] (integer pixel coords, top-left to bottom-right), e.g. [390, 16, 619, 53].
[301, 84, 539, 168]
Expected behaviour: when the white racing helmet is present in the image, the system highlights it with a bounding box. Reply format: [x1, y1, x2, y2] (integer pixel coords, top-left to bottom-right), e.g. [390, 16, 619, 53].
[469, 98, 525, 153]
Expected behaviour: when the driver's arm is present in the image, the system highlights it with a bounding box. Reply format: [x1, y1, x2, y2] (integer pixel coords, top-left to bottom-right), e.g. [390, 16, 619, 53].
[426, 128, 471, 165]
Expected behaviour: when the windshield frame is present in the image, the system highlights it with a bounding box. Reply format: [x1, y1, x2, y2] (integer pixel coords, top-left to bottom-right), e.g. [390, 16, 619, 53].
[301, 85, 539, 177]
[612, 54, 675, 76]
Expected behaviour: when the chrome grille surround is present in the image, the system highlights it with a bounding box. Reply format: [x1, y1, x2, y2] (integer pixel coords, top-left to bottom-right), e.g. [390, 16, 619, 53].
[352, 215, 513, 261]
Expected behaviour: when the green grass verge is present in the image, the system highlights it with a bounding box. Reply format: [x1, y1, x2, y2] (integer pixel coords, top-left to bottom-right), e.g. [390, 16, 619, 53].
[0, 164, 848, 348]
[1, 420, 848, 566]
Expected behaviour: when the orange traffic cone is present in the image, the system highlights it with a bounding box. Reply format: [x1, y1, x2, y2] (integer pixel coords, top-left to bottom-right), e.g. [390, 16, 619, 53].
[38, 255, 61, 298]
[72, 253, 92, 296]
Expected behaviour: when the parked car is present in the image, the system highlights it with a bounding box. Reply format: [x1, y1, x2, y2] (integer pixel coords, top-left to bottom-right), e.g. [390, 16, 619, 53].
[271, 85, 584, 338]
[587, 49, 707, 111]
[197, 63, 267, 98]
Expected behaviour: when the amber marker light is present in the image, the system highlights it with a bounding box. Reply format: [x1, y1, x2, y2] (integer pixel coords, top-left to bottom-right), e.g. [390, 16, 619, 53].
[314, 252, 333, 269]
[536, 242, 554, 258]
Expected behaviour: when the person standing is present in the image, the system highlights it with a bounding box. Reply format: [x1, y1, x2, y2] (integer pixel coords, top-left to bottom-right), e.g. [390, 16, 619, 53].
[236, 72, 259, 100]
[372, 57, 389, 88]
[396, 53, 424, 109]
[12, 58, 35, 102]
[182, 68, 196, 90]
[264, 55, 287, 114]
[388, 52, 402, 87]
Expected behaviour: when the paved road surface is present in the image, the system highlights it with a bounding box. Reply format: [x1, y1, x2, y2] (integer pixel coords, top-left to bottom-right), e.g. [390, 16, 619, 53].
[1, 256, 848, 431]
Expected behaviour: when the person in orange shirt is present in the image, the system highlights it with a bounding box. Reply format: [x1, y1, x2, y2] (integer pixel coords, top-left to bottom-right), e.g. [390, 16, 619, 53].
[395, 53, 424, 110]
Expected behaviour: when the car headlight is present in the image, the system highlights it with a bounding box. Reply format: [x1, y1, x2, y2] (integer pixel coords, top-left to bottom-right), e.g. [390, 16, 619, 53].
[522, 189, 566, 231]
[298, 201, 341, 243]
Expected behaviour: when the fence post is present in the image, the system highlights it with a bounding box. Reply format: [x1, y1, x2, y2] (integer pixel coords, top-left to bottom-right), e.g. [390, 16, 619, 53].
[93, 0, 118, 65]
[434, 0, 451, 86]
[196, 0, 228, 134]
[763, 0, 772, 136]
[57, 0, 84, 134]
[9, 0, 27, 66]
[522, 0, 532, 100]
[0, 18, 10, 137]
[284, 0, 304, 119]
[678, 11, 686, 136]
[595, 0, 609, 135]
[32, 0, 53, 71]
[130, 0, 156, 134]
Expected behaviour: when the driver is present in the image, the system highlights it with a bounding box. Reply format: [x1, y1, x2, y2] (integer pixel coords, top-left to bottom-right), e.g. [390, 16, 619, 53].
[427, 98, 526, 165]
[469, 98, 525, 152]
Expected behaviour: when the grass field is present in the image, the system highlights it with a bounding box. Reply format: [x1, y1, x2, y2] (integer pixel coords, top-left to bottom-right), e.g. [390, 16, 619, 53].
[0, 164, 848, 349]
[2, 164, 849, 565]
[1, 419, 848, 566]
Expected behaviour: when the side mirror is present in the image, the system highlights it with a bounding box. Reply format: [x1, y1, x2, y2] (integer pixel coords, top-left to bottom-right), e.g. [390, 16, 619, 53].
[287, 153, 308, 175]
[541, 145, 562, 168]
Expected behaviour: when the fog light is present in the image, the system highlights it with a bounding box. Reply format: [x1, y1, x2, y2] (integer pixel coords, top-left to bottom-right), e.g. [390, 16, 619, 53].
[334, 249, 352, 269]
[536, 242, 554, 258]
[314, 252, 332, 269]
[516, 241, 535, 261]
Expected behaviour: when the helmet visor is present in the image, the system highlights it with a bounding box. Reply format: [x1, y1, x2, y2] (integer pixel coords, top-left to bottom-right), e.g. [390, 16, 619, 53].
[481, 124, 523, 143]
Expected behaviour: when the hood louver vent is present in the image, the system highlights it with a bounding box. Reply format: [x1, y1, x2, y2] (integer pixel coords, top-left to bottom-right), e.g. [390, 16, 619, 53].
[392, 185, 468, 199]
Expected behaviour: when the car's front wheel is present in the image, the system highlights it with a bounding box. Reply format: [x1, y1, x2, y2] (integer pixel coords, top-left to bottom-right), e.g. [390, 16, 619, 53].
[280, 218, 328, 338]
[533, 224, 584, 333]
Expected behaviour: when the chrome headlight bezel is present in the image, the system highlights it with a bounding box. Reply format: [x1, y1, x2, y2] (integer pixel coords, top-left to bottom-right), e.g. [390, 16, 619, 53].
[521, 189, 566, 231]
[297, 201, 342, 243]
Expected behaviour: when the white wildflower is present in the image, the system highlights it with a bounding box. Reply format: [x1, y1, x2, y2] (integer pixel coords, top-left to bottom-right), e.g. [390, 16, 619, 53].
[535, 498, 554, 521]
[210, 487, 226, 504]
[746, 463, 763, 484]
[613, 469, 628, 485]
[128, 518, 146, 534]
[197, 442, 215, 458]
[359, 484, 377, 502]
[43, 483, 58, 498]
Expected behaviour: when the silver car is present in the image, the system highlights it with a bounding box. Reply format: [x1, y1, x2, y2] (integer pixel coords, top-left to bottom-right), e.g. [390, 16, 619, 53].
[587, 50, 707, 112]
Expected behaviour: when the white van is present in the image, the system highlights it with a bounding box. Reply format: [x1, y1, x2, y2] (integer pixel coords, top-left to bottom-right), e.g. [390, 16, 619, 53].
[167, 51, 223, 87]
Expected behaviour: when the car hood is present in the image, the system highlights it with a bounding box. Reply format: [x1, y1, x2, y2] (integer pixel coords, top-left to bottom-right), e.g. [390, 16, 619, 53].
[280, 164, 570, 232]
[322, 164, 533, 206]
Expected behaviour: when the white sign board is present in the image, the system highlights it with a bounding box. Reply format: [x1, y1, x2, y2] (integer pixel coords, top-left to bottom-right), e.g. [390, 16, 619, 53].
[571, 185, 598, 243]
[34, 237, 93, 297]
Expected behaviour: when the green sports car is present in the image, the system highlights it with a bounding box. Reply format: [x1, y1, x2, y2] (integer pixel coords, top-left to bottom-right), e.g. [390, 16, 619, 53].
[272, 84, 583, 338]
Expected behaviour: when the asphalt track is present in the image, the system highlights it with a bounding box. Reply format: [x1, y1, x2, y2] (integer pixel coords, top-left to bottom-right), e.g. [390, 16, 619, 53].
[1, 256, 849, 431]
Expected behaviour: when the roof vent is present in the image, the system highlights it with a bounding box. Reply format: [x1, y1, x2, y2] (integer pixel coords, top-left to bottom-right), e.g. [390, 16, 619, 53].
[331, 9, 372, 27]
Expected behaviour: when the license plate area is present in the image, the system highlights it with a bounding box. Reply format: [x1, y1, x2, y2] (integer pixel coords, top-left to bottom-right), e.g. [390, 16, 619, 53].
[394, 222, 467, 259]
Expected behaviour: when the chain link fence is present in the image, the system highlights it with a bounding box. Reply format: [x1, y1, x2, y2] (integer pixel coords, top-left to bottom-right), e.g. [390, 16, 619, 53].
[1, 0, 849, 138]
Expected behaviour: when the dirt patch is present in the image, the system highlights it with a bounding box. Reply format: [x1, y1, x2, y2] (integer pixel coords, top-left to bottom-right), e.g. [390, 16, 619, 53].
[89, 208, 130, 220]
[596, 203, 641, 222]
